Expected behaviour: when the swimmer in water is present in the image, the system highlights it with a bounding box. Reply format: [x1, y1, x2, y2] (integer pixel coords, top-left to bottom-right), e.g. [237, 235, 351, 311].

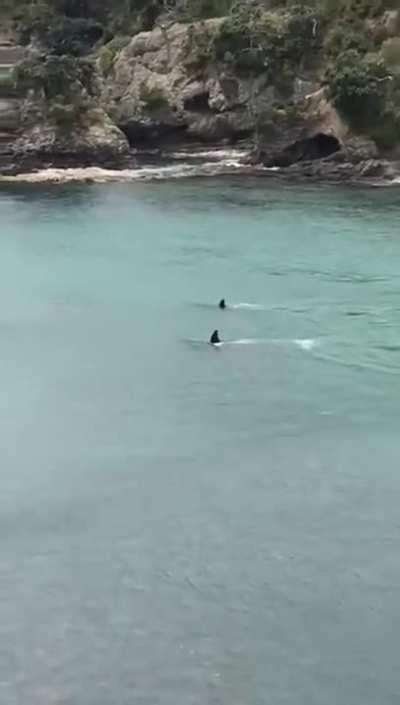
[210, 330, 221, 344]
[219, 299, 226, 309]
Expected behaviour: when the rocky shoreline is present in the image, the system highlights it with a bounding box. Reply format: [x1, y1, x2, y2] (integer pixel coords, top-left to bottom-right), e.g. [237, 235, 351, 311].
[1, 6, 400, 187]
[1, 143, 399, 186]
[1, 10, 399, 186]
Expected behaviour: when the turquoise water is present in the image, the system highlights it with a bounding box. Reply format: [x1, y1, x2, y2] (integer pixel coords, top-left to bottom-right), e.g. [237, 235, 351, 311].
[1, 178, 400, 705]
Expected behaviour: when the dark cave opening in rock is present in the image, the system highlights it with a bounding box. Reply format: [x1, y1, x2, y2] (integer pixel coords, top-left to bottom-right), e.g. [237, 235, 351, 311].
[268, 133, 341, 167]
[183, 92, 210, 112]
[119, 121, 189, 147]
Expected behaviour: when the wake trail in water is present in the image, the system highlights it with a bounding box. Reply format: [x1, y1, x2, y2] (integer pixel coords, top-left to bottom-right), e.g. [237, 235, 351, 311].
[231, 303, 268, 311]
[192, 302, 280, 312]
[199, 335, 400, 375]
[184, 337, 319, 350]
[225, 337, 319, 351]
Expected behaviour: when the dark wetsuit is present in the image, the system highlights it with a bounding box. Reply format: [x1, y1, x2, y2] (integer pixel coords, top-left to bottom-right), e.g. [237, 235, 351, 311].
[210, 330, 221, 344]
[219, 299, 226, 309]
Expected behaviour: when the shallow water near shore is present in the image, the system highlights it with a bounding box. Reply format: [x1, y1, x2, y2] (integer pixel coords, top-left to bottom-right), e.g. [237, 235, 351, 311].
[1, 177, 400, 705]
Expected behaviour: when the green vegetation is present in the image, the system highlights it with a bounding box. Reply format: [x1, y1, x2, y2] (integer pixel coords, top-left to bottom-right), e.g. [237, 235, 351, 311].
[140, 85, 169, 110]
[2, 0, 400, 147]
[98, 35, 130, 75]
[15, 53, 95, 128]
[8, 2, 104, 129]
[213, 4, 321, 77]
[44, 17, 103, 55]
[328, 50, 388, 126]
[180, 0, 235, 21]
[0, 66, 14, 88]
[186, 21, 220, 68]
[319, 0, 400, 147]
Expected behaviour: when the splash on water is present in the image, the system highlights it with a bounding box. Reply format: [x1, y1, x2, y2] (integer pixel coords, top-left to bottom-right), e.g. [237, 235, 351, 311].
[294, 338, 318, 351]
[231, 303, 267, 311]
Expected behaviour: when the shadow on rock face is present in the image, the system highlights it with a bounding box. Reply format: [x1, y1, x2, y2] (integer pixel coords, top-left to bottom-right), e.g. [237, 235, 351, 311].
[266, 133, 341, 167]
[119, 117, 189, 146]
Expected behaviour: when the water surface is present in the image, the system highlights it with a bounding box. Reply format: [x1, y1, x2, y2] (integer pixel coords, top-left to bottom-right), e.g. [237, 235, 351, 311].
[0, 178, 399, 705]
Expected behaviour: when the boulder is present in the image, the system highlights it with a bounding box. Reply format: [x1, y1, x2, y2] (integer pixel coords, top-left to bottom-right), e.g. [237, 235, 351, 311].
[12, 112, 130, 170]
[382, 10, 400, 38]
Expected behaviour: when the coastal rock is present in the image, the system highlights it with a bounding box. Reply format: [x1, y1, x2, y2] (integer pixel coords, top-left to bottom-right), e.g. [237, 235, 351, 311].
[11, 111, 129, 171]
[2, 8, 398, 181]
[343, 136, 379, 164]
[248, 86, 383, 172]
[101, 20, 272, 145]
[276, 156, 395, 183]
[384, 10, 400, 36]
[101, 19, 373, 175]
[367, 10, 400, 40]
[9, 96, 129, 172]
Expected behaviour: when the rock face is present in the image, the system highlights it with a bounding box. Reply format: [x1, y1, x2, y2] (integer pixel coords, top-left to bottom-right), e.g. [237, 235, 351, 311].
[11, 111, 130, 171]
[367, 9, 400, 40]
[0, 38, 24, 167]
[252, 87, 380, 168]
[0, 35, 130, 173]
[102, 20, 288, 145]
[1, 11, 398, 179]
[101, 18, 380, 176]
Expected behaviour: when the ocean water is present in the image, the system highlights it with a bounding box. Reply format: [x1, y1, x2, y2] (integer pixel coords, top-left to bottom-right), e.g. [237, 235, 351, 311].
[0, 178, 400, 705]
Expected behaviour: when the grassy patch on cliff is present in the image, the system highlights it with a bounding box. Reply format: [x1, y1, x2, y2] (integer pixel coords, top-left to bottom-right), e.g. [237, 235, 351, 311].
[98, 35, 131, 75]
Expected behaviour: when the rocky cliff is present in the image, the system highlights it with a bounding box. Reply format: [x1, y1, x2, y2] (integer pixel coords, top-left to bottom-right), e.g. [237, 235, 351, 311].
[2, 1, 400, 179]
[99, 19, 360, 162]
[0, 39, 24, 169]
